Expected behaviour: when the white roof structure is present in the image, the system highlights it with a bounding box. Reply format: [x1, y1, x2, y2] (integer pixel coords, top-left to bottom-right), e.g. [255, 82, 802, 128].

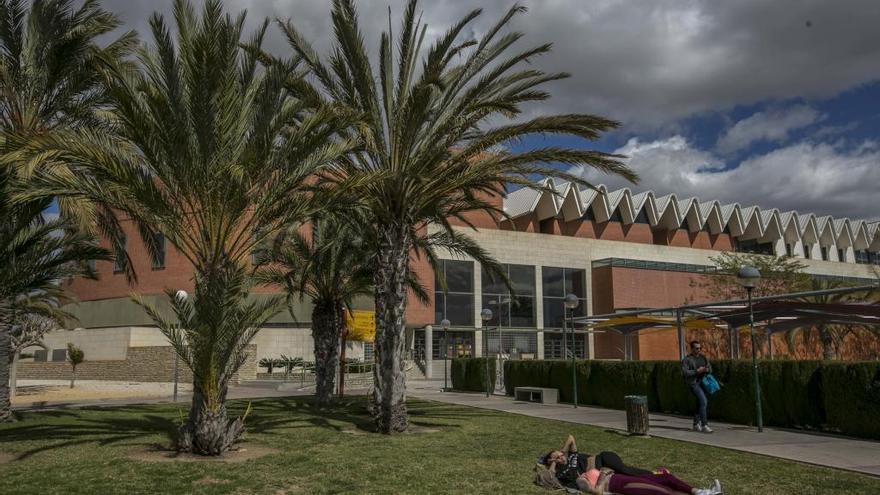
[503, 179, 880, 253]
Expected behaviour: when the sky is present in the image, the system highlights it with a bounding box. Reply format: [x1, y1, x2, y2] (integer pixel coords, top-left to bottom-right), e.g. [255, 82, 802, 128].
[99, 0, 880, 221]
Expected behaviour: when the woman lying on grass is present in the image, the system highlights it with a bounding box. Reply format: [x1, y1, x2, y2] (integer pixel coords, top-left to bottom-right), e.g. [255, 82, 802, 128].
[541, 435, 722, 495]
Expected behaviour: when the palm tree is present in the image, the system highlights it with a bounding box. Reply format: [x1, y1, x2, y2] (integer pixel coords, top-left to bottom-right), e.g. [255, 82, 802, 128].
[0, 0, 137, 267]
[0, 0, 133, 422]
[15, 0, 356, 453]
[257, 215, 427, 406]
[0, 198, 109, 421]
[280, 0, 636, 432]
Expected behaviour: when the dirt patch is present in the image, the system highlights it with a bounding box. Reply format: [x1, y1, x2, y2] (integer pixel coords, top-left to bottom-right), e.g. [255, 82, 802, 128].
[0, 452, 16, 464]
[341, 425, 441, 436]
[193, 476, 230, 486]
[128, 443, 279, 463]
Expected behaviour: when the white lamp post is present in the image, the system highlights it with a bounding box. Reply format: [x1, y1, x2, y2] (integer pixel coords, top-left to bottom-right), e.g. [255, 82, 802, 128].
[440, 318, 451, 392]
[172, 290, 188, 402]
[737, 265, 763, 432]
[480, 308, 493, 398]
[564, 293, 579, 408]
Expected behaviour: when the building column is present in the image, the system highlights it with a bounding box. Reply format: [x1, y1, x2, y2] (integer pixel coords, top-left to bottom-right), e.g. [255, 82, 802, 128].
[424, 325, 433, 379]
[586, 263, 596, 359]
[474, 330, 483, 357]
[536, 331, 545, 360]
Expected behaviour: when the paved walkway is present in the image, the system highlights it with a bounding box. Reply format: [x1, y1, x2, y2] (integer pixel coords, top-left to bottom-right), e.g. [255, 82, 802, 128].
[408, 380, 880, 477]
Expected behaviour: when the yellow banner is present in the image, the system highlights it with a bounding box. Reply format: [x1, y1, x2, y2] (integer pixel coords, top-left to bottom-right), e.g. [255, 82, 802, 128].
[345, 310, 375, 342]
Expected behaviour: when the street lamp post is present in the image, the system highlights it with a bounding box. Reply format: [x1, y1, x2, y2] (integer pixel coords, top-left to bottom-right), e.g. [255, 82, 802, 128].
[564, 293, 579, 408]
[440, 318, 451, 392]
[480, 308, 493, 398]
[173, 290, 188, 403]
[737, 266, 764, 432]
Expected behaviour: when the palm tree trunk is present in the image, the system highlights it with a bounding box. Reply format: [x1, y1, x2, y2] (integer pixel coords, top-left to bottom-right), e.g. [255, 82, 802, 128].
[0, 328, 11, 422]
[312, 300, 343, 406]
[176, 381, 243, 455]
[371, 223, 410, 433]
[10, 350, 19, 400]
[819, 325, 836, 360]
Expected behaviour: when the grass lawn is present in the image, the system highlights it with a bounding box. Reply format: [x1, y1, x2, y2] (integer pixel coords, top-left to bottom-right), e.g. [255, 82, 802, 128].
[1, 397, 878, 495]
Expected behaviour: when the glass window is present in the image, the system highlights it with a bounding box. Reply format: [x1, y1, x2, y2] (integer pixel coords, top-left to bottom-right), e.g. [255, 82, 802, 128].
[837, 248, 845, 262]
[113, 235, 127, 273]
[151, 233, 166, 269]
[634, 209, 650, 224]
[803, 244, 812, 259]
[821, 246, 829, 261]
[543, 332, 586, 359]
[542, 267, 565, 297]
[542, 267, 587, 329]
[433, 330, 475, 359]
[855, 250, 871, 264]
[785, 243, 793, 257]
[435, 260, 474, 327]
[481, 263, 536, 328]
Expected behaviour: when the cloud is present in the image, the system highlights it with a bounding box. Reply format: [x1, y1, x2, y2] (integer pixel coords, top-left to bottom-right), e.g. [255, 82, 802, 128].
[99, 0, 880, 131]
[716, 105, 824, 153]
[572, 136, 880, 220]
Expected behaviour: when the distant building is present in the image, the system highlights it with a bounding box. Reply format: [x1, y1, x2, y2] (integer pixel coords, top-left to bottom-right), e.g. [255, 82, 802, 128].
[22, 179, 879, 381]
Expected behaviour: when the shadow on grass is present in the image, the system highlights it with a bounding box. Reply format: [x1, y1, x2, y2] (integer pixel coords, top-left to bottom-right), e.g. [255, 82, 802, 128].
[0, 412, 178, 461]
[239, 396, 477, 436]
[1, 396, 484, 461]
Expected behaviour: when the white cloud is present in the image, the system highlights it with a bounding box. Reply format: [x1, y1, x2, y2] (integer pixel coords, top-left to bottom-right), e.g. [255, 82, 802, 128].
[716, 105, 824, 153]
[573, 137, 880, 220]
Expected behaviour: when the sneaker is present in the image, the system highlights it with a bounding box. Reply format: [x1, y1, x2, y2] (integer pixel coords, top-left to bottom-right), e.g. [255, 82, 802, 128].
[693, 489, 712, 495]
[711, 479, 722, 494]
[693, 421, 704, 432]
[702, 424, 714, 434]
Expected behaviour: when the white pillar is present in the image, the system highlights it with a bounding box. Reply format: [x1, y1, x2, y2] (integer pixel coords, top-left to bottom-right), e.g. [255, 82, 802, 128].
[536, 331, 545, 360]
[424, 325, 433, 379]
[474, 330, 483, 357]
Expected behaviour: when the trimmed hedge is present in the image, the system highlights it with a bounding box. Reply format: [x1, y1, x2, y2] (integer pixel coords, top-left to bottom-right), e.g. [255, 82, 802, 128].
[455, 358, 880, 440]
[451, 358, 497, 393]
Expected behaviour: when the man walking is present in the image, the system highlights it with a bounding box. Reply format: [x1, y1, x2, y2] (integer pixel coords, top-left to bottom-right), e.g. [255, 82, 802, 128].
[682, 341, 712, 433]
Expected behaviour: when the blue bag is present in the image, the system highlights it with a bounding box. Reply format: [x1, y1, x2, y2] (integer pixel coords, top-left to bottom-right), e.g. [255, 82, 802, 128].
[701, 373, 721, 395]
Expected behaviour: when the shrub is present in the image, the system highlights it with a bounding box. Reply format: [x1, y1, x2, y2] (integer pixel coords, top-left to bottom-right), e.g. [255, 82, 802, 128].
[822, 362, 880, 439]
[468, 358, 880, 440]
[451, 358, 496, 393]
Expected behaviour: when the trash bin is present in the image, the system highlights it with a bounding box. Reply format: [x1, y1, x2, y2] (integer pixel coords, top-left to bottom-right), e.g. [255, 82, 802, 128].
[624, 395, 649, 435]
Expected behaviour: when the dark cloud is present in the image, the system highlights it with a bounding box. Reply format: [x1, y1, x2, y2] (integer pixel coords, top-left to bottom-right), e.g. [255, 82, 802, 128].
[101, 1, 880, 130]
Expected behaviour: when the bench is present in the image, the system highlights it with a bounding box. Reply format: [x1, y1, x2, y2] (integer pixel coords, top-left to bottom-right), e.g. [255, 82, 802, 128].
[514, 386, 558, 404]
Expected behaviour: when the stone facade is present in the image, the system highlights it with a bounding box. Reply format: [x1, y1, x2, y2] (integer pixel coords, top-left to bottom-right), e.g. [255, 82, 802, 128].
[18, 345, 258, 383]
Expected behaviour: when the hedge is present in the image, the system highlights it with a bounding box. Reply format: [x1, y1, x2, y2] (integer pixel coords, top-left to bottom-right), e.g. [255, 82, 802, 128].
[454, 358, 880, 440]
[451, 358, 497, 393]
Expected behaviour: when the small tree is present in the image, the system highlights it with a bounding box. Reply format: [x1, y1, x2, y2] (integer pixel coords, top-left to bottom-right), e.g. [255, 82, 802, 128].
[689, 252, 810, 357]
[9, 315, 57, 400]
[67, 343, 84, 388]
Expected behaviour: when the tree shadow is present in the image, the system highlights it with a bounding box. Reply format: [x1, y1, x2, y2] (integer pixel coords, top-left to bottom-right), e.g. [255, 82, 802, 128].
[1, 412, 178, 460]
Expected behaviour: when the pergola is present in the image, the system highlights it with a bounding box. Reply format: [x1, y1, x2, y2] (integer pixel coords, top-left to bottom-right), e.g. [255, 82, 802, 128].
[586, 316, 717, 360]
[575, 283, 880, 360]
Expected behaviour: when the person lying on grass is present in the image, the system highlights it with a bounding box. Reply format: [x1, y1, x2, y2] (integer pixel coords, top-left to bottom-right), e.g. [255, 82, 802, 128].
[540, 435, 722, 495]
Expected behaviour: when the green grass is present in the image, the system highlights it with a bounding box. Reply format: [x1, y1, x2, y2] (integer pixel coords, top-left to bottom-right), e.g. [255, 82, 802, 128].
[0, 397, 878, 494]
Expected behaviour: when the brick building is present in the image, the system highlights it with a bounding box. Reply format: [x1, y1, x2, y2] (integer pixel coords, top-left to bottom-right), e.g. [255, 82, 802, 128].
[24, 179, 880, 381]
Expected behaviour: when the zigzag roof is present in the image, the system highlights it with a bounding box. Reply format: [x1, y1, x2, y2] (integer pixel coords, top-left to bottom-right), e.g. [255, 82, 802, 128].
[504, 180, 880, 250]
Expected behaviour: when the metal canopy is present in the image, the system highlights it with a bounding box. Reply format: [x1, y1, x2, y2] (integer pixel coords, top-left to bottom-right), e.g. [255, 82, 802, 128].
[573, 283, 879, 359]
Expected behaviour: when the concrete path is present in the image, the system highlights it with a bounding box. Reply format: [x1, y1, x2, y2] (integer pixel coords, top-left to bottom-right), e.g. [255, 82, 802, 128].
[408, 380, 880, 477]
[12, 381, 317, 412]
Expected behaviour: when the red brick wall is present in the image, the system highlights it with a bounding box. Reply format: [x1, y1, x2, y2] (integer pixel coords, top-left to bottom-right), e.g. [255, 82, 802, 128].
[591, 267, 717, 360]
[503, 216, 736, 251]
[406, 252, 436, 328]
